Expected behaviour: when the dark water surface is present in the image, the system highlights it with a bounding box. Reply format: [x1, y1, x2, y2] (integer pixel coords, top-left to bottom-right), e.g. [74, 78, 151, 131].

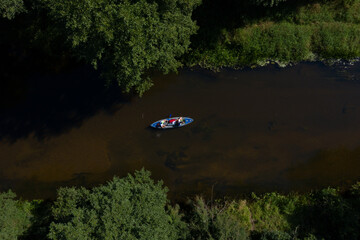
[1, 62, 360, 200]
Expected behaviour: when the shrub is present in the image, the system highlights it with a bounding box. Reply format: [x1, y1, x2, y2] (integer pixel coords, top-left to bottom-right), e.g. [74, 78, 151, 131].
[226, 200, 253, 231]
[188, 197, 248, 240]
[48, 169, 186, 240]
[249, 192, 300, 232]
[0, 190, 31, 240]
[313, 22, 360, 59]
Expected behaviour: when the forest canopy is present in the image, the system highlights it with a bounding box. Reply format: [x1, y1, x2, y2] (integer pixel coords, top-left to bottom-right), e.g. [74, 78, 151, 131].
[48, 169, 185, 240]
[43, 0, 200, 95]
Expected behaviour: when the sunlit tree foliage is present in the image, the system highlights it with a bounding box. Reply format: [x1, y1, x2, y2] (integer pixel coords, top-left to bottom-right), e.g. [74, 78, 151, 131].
[0, 190, 31, 240]
[48, 169, 186, 240]
[44, 0, 200, 95]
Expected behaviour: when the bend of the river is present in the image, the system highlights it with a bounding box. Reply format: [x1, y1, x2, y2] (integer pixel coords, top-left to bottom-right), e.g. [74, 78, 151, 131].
[1, 62, 360, 200]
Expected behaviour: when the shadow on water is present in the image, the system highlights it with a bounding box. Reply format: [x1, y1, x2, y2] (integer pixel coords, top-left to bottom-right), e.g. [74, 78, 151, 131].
[0, 13, 132, 143]
[0, 65, 131, 143]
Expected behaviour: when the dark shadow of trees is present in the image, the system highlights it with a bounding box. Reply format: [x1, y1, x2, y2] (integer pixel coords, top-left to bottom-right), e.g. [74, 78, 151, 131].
[0, 51, 131, 143]
[0, 66, 131, 142]
[0, 2, 133, 143]
[20, 200, 53, 240]
[274, 187, 360, 240]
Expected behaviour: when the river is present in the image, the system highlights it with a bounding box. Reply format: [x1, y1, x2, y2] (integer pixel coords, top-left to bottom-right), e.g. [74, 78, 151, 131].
[1, 62, 360, 200]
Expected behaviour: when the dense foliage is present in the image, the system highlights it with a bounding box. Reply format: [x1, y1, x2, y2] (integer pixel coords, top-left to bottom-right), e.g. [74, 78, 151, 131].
[188, 196, 248, 239]
[0, 0, 24, 19]
[187, 0, 360, 68]
[48, 169, 186, 240]
[43, 0, 199, 95]
[0, 170, 359, 240]
[0, 190, 31, 240]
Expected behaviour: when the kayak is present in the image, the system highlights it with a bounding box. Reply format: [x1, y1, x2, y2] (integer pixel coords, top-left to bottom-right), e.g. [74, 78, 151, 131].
[150, 117, 194, 129]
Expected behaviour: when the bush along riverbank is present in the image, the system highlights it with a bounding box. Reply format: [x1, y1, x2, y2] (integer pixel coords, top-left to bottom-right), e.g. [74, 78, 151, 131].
[1, 169, 360, 240]
[185, 0, 360, 69]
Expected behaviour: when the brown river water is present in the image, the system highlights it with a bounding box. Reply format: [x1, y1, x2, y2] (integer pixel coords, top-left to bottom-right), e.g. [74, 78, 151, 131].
[1, 62, 360, 200]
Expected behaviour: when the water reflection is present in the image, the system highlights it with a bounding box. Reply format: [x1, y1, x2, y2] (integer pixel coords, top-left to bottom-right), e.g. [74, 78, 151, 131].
[0, 62, 360, 200]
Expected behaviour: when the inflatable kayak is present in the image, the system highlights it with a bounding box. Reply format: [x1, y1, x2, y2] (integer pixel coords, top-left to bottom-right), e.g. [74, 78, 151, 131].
[150, 117, 194, 129]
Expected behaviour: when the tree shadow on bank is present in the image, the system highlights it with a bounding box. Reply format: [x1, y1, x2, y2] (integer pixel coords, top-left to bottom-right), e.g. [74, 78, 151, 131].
[0, 59, 131, 143]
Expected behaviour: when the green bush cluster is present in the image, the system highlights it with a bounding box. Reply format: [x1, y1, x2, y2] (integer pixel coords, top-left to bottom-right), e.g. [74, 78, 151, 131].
[43, 0, 200, 95]
[48, 169, 185, 240]
[1, 170, 360, 240]
[188, 197, 249, 239]
[233, 23, 313, 64]
[188, 0, 360, 68]
[313, 22, 360, 59]
[0, 190, 31, 240]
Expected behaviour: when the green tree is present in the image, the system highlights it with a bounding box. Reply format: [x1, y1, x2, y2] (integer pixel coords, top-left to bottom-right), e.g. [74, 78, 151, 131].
[44, 0, 200, 95]
[48, 169, 186, 240]
[188, 197, 248, 240]
[0, 0, 25, 19]
[0, 190, 31, 240]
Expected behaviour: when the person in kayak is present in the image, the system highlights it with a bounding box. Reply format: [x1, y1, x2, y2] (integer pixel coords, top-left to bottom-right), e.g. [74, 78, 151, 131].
[174, 117, 184, 127]
[177, 117, 184, 124]
[160, 120, 168, 128]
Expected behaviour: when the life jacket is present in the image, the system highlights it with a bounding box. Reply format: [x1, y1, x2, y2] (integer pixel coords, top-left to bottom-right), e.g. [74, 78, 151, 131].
[168, 119, 177, 124]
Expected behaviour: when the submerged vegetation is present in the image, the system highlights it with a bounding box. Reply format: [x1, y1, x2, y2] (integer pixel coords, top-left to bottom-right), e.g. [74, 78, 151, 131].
[1, 0, 360, 94]
[1, 169, 359, 239]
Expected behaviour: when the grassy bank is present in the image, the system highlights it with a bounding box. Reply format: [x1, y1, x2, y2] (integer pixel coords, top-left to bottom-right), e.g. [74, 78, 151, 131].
[1, 169, 359, 240]
[186, 0, 360, 68]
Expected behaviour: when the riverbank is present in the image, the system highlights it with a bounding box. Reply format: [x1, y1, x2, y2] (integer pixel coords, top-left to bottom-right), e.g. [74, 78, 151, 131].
[1, 0, 359, 94]
[185, 0, 360, 69]
[1, 169, 359, 240]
